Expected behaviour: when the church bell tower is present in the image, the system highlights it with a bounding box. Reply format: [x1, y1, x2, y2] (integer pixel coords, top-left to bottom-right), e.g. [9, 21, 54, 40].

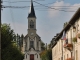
[23, 0, 42, 60]
[28, 0, 36, 37]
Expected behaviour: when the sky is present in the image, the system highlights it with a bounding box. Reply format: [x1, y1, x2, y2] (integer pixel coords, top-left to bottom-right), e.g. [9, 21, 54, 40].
[1, 0, 80, 44]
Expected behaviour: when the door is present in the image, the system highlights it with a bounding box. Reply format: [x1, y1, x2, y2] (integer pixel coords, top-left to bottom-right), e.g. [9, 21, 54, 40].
[30, 54, 34, 60]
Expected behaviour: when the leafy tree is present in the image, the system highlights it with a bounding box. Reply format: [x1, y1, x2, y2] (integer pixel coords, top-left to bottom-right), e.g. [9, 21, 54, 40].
[40, 50, 47, 60]
[46, 49, 52, 60]
[48, 44, 51, 49]
[21, 34, 24, 47]
[1, 23, 23, 60]
[40, 49, 52, 60]
[63, 22, 68, 28]
[41, 42, 45, 50]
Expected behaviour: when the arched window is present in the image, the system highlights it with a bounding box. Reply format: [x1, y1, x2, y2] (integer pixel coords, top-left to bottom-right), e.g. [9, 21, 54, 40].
[26, 55, 27, 58]
[30, 41, 34, 48]
[37, 54, 38, 58]
[30, 20, 34, 28]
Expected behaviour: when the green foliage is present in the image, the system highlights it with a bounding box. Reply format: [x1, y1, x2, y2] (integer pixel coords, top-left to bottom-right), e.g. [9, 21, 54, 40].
[20, 34, 24, 50]
[73, 37, 77, 42]
[63, 22, 68, 28]
[1, 23, 24, 60]
[46, 49, 52, 60]
[41, 42, 46, 50]
[48, 44, 51, 49]
[40, 49, 52, 60]
[40, 50, 47, 60]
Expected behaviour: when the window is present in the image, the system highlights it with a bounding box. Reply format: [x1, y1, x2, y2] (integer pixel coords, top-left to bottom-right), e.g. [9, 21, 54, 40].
[67, 54, 68, 58]
[26, 55, 27, 58]
[76, 50, 78, 60]
[58, 58, 60, 60]
[37, 55, 38, 58]
[64, 55, 65, 60]
[30, 41, 34, 48]
[66, 33, 68, 44]
[65, 39, 68, 44]
[30, 20, 34, 28]
[70, 29, 72, 43]
[37, 42, 38, 48]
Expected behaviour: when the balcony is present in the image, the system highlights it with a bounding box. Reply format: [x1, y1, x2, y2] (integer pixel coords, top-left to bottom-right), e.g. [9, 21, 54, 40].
[66, 58, 73, 60]
[64, 43, 73, 51]
[64, 44, 67, 48]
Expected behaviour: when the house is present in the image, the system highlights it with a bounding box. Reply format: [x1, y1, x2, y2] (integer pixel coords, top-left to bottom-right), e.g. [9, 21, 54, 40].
[52, 8, 80, 60]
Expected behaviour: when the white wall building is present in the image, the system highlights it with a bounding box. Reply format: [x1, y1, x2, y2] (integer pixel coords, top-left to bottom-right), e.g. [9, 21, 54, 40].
[52, 8, 80, 60]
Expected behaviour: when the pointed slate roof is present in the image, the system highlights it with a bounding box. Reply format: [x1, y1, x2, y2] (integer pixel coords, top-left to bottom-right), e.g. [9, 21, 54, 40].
[28, 0, 36, 18]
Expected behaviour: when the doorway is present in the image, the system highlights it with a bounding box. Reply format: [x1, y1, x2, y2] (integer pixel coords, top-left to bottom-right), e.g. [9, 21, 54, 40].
[30, 54, 34, 60]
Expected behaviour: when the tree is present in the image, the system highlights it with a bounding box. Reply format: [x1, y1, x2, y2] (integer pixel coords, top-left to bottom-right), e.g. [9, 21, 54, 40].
[40, 49, 52, 60]
[1, 23, 23, 60]
[40, 50, 47, 60]
[63, 22, 68, 28]
[21, 34, 24, 47]
[46, 49, 52, 60]
[41, 41, 45, 50]
[48, 44, 51, 49]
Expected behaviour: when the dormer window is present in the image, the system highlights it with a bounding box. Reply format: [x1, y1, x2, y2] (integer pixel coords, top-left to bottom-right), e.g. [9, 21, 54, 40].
[30, 20, 34, 28]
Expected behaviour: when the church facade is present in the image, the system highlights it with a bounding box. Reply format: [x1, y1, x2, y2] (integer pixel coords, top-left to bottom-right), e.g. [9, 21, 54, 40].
[23, 0, 41, 60]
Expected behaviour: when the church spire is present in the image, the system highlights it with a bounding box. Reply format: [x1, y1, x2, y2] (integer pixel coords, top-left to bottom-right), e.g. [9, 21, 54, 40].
[28, 0, 36, 18]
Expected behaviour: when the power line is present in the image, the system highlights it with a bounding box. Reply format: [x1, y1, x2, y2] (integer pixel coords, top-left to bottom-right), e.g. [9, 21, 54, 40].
[3, 1, 31, 3]
[33, 1, 76, 12]
[2, 5, 79, 12]
[3, 0, 55, 5]
[3, 0, 45, 3]
[2, 0, 79, 12]
[47, 5, 80, 7]
[2, 4, 80, 12]
[2, 0, 80, 11]
[8, 0, 16, 32]
[3, 1, 80, 7]
[2, 5, 80, 8]
[2, 5, 30, 8]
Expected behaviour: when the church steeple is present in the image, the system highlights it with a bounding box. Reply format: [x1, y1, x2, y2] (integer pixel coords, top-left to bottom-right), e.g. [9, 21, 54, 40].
[23, 1, 42, 60]
[28, 0, 36, 18]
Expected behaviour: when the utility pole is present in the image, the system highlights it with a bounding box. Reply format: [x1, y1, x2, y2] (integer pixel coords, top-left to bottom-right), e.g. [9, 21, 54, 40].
[0, 0, 2, 60]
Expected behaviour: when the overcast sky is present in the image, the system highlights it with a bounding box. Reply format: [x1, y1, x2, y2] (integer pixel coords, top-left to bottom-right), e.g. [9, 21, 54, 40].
[2, 0, 80, 44]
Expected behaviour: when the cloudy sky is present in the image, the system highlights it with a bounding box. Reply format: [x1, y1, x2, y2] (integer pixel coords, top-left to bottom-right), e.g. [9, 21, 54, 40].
[2, 0, 80, 44]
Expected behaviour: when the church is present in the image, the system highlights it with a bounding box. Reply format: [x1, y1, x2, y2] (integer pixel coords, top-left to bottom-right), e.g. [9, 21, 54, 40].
[23, 0, 42, 60]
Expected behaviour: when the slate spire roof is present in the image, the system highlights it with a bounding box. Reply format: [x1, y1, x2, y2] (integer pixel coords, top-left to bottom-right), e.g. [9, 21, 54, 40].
[28, 0, 36, 18]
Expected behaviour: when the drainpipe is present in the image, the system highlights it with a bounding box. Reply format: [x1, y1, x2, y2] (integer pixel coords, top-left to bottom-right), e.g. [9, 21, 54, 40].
[61, 40, 63, 60]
